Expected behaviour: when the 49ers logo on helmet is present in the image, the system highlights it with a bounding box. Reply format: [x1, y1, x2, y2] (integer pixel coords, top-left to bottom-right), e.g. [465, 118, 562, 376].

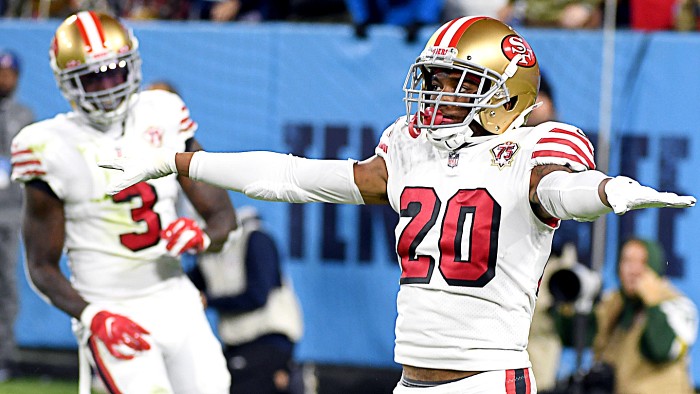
[501, 35, 536, 68]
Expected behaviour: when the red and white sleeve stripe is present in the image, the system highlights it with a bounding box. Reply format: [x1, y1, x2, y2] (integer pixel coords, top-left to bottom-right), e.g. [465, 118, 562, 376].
[10, 143, 47, 181]
[531, 127, 596, 171]
[179, 105, 197, 135]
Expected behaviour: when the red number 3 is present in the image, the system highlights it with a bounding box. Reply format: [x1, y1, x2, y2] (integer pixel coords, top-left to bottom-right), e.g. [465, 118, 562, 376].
[111, 183, 162, 251]
[397, 187, 500, 287]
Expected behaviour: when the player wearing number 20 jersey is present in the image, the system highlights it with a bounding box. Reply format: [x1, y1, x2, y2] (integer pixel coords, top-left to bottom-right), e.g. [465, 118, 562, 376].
[12, 89, 191, 300]
[377, 116, 595, 372]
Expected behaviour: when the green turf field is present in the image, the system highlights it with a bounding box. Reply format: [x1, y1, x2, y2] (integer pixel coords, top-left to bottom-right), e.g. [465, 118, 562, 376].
[0, 378, 81, 394]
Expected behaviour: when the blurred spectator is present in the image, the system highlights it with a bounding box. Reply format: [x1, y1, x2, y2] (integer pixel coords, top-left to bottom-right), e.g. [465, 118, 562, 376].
[191, 0, 348, 22]
[615, 0, 631, 28]
[193, 0, 289, 22]
[2, 0, 348, 22]
[441, 0, 507, 21]
[4, 0, 75, 18]
[4, 0, 111, 18]
[497, 0, 603, 29]
[0, 50, 34, 382]
[592, 238, 697, 393]
[189, 206, 304, 394]
[121, 0, 191, 20]
[553, 238, 698, 394]
[344, 0, 444, 41]
[627, 0, 682, 31]
[675, 0, 700, 31]
[286, 0, 349, 23]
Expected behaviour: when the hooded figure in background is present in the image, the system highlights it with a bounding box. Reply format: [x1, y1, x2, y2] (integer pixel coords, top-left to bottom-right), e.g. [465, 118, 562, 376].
[591, 238, 698, 394]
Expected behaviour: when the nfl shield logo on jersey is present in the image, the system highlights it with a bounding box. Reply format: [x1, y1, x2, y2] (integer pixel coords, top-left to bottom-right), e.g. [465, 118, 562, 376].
[491, 141, 519, 169]
[447, 152, 460, 168]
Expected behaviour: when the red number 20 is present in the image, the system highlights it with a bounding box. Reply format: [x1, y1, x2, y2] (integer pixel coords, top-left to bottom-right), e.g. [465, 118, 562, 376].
[397, 187, 501, 287]
[111, 182, 162, 252]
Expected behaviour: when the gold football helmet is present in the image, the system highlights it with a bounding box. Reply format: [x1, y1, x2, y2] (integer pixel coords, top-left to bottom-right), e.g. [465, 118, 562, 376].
[50, 11, 141, 129]
[404, 16, 540, 150]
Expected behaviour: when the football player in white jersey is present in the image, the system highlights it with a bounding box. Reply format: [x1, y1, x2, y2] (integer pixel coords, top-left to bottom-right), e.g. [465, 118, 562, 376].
[99, 16, 696, 394]
[11, 11, 236, 394]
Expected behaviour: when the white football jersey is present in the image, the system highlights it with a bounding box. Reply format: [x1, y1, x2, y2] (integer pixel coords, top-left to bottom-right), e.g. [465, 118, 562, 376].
[376, 117, 596, 371]
[11, 90, 197, 302]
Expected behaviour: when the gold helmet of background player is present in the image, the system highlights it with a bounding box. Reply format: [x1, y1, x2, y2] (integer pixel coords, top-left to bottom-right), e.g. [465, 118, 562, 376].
[404, 16, 540, 150]
[50, 11, 141, 129]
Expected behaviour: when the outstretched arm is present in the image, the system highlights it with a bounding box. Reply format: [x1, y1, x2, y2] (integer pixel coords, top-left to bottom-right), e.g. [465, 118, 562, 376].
[100, 149, 390, 205]
[529, 165, 695, 222]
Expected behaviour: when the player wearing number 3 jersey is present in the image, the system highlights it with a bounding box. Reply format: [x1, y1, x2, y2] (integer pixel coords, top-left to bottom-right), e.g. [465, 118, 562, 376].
[99, 16, 696, 394]
[11, 12, 236, 394]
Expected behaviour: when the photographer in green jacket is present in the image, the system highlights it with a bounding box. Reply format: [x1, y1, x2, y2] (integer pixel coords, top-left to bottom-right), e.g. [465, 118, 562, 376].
[552, 238, 698, 394]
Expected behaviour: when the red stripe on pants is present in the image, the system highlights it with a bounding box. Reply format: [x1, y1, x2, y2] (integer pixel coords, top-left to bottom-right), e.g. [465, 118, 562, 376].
[505, 369, 516, 394]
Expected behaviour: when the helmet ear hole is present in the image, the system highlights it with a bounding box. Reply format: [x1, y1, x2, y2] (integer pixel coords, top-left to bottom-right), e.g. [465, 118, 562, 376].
[505, 96, 518, 111]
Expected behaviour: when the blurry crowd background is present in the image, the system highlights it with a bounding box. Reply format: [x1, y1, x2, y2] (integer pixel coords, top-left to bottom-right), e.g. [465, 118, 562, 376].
[1, 0, 700, 33]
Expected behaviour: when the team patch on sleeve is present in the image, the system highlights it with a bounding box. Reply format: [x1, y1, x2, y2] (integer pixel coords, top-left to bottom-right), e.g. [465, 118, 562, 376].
[10, 142, 47, 182]
[531, 127, 595, 171]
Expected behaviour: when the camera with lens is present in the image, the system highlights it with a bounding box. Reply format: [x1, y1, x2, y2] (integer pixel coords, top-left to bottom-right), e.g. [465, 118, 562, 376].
[548, 261, 601, 314]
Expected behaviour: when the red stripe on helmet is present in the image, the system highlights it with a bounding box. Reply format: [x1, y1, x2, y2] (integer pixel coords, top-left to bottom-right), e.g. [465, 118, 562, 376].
[75, 11, 107, 54]
[434, 18, 461, 47]
[448, 16, 489, 48]
[74, 16, 93, 54]
[435, 17, 490, 48]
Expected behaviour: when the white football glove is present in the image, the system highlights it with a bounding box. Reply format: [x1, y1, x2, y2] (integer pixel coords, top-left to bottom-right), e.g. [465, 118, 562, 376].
[98, 148, 178, 195]
[604, 176, 696, 215]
